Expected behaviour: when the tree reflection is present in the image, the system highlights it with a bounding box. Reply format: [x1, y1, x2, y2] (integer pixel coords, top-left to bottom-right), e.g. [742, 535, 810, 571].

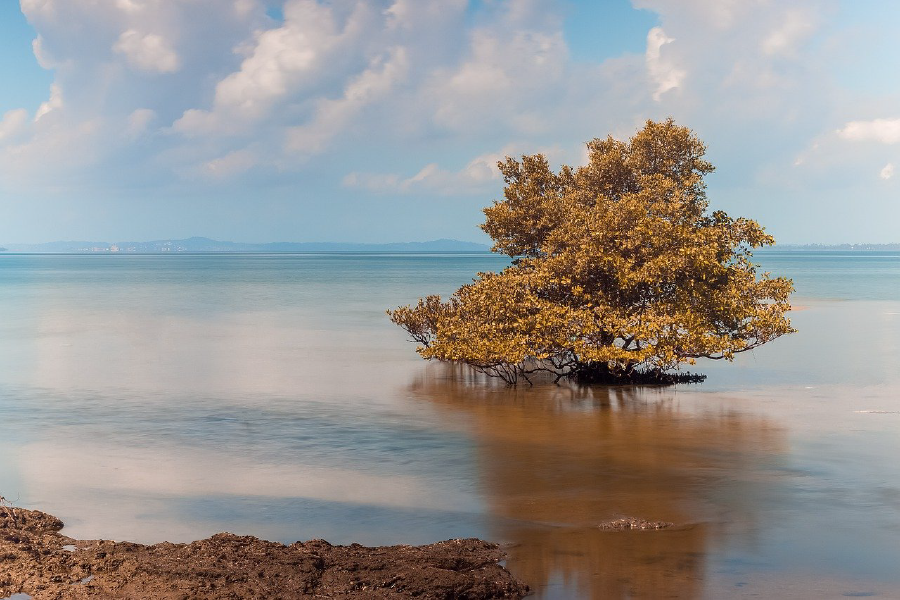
[410, 365, 787, 599]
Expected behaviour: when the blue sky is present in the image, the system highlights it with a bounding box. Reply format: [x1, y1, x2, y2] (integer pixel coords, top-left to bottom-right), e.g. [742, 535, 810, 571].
[1, 0, 899, 244]
[0, 3, 51, 116]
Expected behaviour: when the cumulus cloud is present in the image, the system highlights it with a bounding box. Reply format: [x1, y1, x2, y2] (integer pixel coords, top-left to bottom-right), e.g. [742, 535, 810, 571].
[31, 35, 56, 69]
[126, 108, 157, 138]
[173, 0, 378, 136]
[7, 0, 265, 187]
[8, 0, 900, 244]
[645, 27, 684, 101]
[173, 0, 583, 158]
[196, 149, 258, 179]
[761, 8, 817, 56]
[385, 0, 466, 31]
[0, 115, 107, 187]
[286, 46, 409, 155]
[343, 149, 507, 195]
[422, 12, 570, 136]
[776, 123, 900, 192]
[341, 143, 576, 196]
[0, 109, 30, 142]
[113, 29, 181, 73]
[11, 0, 835, 180]
[634, 0, 825, 113]
[838, 118, 900, 144]
[34, 83, 63, 122]
[9, 0, 829, 186]
[215, 0, 336, 112]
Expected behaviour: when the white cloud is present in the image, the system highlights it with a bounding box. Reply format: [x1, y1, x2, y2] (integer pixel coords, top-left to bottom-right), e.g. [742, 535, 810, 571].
[838, 118, 900, 144]
[126, 108, 157, 138]
[233, 0, 256, 17]
[34, 83, 63, 122]
[775, 126, 900, 192]
[113, 29, 181, 73]
[343, 145, 550, 196]
[761, 8, 817, 56]
[645, 27, 684, 101]
[197, 149, 258, 179]
[0, 109, 30, 142]
[12, 0, 646, 190]
[174, 0, 376, 135]
[0, 116, 106, 187]
[7, 0, 265, 190]
[633, 0, 750, 31]
[634, 0, 828, 115]
[32, 35, 56, 70]
[19, 0, 57, 20]
[385, 0, 466, 31]
[9, 0, 900, 244]
[213, 4, 331, 115]
[344, 156, 498, 196]
[115, 0, 143, 14]
[424, 25, 568, 134]
[171, 109, 220, 137]
[286, 46, 409, 155]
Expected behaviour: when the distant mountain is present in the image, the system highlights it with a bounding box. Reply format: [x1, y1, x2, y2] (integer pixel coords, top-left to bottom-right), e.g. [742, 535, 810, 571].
[5, 238, 898, 254]
[0, 237, 491, 253]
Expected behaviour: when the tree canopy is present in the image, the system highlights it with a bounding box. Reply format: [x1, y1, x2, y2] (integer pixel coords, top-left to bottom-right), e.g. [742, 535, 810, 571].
[390, 119, 794, 384]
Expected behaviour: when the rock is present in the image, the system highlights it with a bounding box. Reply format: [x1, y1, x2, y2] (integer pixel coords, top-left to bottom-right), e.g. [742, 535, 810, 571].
[0, 507, 529, 599]
[597, 517, 675, 530]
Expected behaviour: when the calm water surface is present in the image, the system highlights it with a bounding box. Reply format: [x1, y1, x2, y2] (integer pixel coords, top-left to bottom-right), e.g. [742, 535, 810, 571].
[0, 251, 899, 599]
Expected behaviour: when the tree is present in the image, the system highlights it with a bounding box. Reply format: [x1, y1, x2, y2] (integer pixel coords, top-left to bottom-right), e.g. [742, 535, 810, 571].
[389, 119, 795, 385]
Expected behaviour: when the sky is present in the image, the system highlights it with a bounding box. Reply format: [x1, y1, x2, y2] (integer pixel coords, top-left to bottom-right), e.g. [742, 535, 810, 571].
[1, 0, 899, 244]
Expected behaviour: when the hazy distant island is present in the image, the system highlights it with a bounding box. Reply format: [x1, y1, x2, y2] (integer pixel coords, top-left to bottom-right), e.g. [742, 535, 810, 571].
[771, 243, 900, 251]
[0, 237, 491, 253]
[2, 239, 898, 254]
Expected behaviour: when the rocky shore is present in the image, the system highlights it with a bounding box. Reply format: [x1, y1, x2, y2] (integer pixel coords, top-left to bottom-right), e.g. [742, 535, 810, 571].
[0, 505, 529, 599]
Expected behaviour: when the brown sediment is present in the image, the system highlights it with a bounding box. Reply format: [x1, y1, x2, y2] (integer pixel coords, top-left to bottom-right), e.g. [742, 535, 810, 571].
[411, 371, 789, 599]
[0, 505, 529, 599]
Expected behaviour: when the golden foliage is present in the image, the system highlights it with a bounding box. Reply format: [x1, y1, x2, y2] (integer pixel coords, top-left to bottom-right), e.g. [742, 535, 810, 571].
[390, 119, 794, 384]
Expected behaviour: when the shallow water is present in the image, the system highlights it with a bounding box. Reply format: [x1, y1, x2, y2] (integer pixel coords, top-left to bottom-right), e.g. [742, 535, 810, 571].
[0, 251, 899, 599]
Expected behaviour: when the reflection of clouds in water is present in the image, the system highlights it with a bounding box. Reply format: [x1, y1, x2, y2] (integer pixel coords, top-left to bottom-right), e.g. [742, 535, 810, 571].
[26, 305, 412, 400]
[410, 365, 788, 599]
[701, 300, 900, 389]
[18, 437, 479, 543]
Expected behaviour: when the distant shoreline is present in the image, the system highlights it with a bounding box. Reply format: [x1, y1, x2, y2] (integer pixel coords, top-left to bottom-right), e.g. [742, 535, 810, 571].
[3, 248, 898, 255]
[2, 238, 899, 254]
[0, 250, 497, 255]
[769, 244, 900, 251]
[0, 237, 492, 254]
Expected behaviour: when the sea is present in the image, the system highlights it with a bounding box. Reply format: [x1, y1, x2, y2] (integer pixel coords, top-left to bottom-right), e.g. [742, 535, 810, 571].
[0, 250, 898, 599]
